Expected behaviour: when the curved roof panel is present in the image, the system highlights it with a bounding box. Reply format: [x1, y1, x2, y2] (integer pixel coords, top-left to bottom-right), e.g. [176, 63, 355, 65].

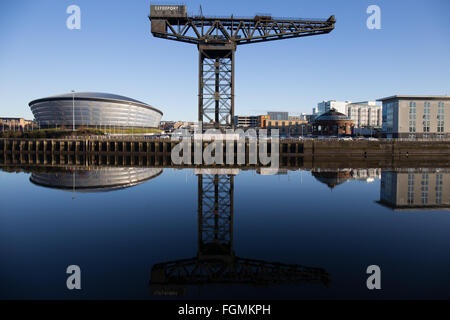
[29, 92, 163, 115]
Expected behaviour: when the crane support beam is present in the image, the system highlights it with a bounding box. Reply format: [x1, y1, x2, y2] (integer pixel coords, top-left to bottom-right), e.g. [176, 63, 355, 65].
[149, 15, 336, 46]
[198, 45, 235, 128]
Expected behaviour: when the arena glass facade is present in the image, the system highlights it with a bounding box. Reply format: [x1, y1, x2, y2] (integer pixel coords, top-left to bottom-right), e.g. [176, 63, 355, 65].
[29, 92, 163, 128]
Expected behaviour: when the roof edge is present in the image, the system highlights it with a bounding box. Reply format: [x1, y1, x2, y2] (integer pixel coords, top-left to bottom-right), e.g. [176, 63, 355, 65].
[377, 95, 450, 101]
[29, 96, 163, 116]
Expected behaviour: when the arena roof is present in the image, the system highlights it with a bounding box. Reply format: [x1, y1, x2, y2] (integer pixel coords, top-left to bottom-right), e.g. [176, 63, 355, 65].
[29, 92, 163, 115]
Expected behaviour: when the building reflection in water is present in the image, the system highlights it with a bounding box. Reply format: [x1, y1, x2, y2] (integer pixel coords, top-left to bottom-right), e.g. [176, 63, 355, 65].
[30, 167, 163, 192]
[312, 168, 381, 189]
[150, 169, 330, 297]
[378, 169, 450, 210]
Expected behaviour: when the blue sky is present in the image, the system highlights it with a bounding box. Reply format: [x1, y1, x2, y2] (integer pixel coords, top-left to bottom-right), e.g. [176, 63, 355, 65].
[0, 0, 449, 121]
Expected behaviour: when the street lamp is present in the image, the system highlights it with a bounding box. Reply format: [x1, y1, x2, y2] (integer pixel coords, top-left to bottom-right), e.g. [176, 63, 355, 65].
[72, 90, 75, 132]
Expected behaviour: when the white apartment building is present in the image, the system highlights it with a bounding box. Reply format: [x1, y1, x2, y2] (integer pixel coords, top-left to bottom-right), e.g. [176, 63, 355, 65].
[346, 101, 382, 128]
[317, 100, 350, 115]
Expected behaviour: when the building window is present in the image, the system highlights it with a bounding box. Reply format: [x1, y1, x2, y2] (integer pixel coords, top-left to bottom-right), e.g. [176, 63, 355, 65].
[423, 102, 431, 133]
[437, 102, 445, 133]
[382, 102, 394, 133]
[436, 173, 443, 204]
[409, 102, 416, 133]
[408, 174, 415, 204]
[421, 173, 429, 204]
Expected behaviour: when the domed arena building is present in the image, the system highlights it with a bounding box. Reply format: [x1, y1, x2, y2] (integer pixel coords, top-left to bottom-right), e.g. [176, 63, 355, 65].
[313, 108, 354, 136]
[29, 92, 163, 129]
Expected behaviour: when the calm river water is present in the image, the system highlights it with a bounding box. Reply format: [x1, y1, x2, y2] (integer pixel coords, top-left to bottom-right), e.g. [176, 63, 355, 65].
[1, 165, 449, 299]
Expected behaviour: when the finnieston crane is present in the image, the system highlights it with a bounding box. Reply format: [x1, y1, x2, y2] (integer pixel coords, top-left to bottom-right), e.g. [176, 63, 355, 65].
[148, 5, 335, 129]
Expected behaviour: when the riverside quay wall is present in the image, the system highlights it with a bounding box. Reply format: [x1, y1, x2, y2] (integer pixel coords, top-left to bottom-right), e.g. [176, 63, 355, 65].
[1, 137, 450, 167]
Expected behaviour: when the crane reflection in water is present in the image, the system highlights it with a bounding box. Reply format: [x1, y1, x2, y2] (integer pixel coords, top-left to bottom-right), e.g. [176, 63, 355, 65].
[149, 169, 330, 296]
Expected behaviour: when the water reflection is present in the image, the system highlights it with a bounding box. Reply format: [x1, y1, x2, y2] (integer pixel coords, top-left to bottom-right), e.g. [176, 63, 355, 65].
[29, 167, 163, 192]
[1, 162, 450, 298]
[378, 169, 450, 210]
[15, 165, 331, 294]
[150, 169, 330, 296]
[312, 168, 381, 189]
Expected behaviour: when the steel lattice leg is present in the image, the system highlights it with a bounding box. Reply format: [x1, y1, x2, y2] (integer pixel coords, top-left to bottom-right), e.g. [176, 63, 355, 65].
[198, 48, 235, 129]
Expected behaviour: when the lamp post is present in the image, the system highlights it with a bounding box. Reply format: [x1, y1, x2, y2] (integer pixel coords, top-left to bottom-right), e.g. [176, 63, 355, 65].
[72, 90, 75, 132]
